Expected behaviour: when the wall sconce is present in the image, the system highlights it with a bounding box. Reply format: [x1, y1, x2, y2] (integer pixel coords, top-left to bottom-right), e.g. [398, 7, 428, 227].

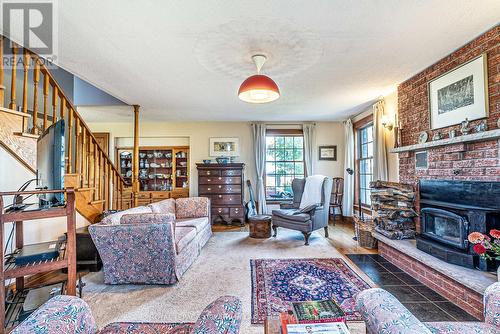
[381, 114, 394, 131]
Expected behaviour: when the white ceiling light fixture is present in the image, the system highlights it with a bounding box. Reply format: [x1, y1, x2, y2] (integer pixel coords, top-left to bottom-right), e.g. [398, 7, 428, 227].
[238, 54, 280, 104]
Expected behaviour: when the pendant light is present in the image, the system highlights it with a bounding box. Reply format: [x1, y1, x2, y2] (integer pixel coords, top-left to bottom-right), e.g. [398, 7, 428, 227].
[238, 55, 280, 103]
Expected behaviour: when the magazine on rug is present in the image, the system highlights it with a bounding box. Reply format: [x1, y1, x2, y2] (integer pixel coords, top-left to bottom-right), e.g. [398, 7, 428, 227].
[292, 300, 345, 323]
[286, 322, 350, 334]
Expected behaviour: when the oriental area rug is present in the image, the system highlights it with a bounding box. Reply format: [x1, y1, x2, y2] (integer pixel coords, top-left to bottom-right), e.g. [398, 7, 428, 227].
[250, 258, 370, 324]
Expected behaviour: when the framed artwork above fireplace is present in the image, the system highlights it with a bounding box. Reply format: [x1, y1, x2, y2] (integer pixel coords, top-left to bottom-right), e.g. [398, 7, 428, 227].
[428, 54, 489, 130]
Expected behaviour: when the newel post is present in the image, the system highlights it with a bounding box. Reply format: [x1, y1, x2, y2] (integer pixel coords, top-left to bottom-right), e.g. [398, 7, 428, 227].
[132, 105, 140, 207]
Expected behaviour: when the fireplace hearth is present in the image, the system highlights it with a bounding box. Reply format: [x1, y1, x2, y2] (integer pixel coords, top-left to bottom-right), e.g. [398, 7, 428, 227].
[416, 180, 500, 269]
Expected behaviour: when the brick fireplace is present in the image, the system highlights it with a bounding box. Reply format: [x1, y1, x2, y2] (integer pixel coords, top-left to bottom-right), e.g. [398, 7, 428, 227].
[375, 25, 500, 320]
[398, 25, 499, 186]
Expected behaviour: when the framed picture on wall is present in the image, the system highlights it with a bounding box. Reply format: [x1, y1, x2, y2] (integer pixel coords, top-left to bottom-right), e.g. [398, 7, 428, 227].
[428, 54, 489, 130]
[209, 137, 240, 157]
[318, 145, 337, 161]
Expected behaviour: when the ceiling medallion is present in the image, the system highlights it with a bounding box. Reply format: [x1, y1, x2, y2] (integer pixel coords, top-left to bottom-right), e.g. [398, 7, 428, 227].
[238, 55, 280, 104]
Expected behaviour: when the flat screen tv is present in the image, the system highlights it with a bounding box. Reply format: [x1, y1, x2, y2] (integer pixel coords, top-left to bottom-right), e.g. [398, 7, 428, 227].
[36, 119, 65, 206]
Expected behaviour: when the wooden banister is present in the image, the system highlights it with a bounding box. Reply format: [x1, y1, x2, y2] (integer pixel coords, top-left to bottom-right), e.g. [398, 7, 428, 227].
[0, 35, 130, 214]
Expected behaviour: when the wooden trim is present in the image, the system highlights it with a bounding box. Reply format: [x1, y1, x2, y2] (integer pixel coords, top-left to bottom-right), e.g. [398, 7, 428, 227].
[266, 129, 303, 135]
[353, 114, 373, 210]
[353, 114, 373, 130]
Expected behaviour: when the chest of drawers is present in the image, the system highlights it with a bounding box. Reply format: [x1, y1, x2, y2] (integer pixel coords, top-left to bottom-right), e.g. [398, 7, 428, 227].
[196, 163, 245, 225]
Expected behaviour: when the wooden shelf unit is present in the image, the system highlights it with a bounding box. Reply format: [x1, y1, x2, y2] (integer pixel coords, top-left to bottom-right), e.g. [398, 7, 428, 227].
[0, 189, 77, 332]
[116, 146, 190, 205]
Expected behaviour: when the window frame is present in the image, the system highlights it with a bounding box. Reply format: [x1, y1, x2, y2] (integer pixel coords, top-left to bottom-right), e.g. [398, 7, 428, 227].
[353, 115, 374, 214]
[264, 129, 305, 202]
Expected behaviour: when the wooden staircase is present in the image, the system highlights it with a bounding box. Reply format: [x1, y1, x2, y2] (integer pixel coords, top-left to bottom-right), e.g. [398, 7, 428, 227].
[0, 36, 133, 222]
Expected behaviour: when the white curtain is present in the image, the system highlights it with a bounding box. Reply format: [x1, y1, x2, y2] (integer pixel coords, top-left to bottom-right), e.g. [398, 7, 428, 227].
[373, 100, 388, 181]
[302, 123, 316, 176]
[251, 123, 267, 214]
[343, 119, 354, 217]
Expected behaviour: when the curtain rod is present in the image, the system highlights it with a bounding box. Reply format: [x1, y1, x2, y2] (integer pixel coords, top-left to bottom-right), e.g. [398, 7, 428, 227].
[251, 122, 316, 126]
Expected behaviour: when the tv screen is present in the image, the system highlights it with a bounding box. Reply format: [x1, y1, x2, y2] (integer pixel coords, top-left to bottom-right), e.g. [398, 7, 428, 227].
[36, 119, 65, 206]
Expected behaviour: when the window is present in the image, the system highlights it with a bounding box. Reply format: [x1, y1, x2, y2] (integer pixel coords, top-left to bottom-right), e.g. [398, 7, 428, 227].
[357, 124, 373, 206]
[265, 134, 304, 200]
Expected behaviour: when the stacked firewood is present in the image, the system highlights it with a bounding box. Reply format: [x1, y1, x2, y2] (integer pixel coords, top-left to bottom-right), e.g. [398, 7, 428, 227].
[370, 180, 417, 240]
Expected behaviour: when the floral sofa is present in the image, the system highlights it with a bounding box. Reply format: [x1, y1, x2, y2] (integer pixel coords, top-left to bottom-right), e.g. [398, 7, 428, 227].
[356, 282, 500, 334]
[11, 294, 242, 334]
[89, 197, 212, 284]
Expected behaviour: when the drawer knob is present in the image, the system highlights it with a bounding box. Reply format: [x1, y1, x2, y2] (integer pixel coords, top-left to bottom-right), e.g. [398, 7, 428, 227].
[229, 197, 232, 201]
[207, 179, 211, 182]
[218, 185, 222, 189]
[218, 177, 222, 180]
[207, 187, 211, 191]
[207, 171, 211, 175]
[218, 195, 222, 198]
[218, 209, 222, 212]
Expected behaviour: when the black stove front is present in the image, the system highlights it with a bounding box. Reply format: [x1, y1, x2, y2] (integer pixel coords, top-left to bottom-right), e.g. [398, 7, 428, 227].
[416, 180, 500, 269]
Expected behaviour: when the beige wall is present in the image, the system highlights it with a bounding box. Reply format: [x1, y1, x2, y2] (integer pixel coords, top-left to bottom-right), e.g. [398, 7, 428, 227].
[384, 91, 399, 182]
[86, 121, 346, 199]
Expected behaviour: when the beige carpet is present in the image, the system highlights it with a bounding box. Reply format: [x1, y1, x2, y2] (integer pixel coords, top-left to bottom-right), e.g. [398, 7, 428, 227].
[82, 229, 369, 333]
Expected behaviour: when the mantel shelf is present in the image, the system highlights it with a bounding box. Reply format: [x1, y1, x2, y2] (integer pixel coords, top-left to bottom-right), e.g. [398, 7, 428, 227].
[390, 129, 500, 153]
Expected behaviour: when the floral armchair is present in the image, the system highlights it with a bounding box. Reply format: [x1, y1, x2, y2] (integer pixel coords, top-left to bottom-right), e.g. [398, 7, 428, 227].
[12, 295, 243, 334]
[356, 282, 500, 334]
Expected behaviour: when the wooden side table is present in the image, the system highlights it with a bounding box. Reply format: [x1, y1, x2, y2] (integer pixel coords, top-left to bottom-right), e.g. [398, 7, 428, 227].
[248, 215, 272, 238]
[264, 316, 366, 334]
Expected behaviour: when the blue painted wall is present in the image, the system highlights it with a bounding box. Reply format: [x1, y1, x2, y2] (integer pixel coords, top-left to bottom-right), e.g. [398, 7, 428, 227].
[73, 77, 126, 106]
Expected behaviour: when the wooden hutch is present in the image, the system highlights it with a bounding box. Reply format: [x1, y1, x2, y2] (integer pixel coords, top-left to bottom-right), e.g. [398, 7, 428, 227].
[117, 146, 189, 205]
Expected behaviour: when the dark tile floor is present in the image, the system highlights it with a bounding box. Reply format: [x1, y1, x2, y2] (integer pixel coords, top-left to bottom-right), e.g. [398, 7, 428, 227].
[347, 253, 478, 322]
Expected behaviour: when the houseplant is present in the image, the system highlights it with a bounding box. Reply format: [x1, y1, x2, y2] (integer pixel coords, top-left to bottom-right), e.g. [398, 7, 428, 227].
[468, 230, 500, 280]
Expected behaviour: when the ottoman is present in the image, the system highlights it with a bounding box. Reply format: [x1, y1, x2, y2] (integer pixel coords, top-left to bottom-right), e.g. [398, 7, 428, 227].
[248, 215, 272, 238]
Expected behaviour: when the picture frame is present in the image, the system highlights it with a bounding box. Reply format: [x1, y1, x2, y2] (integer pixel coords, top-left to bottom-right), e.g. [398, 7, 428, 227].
[318, 145, 337, 161]
[209, 137, 240, 157]
[428, 54, 489, 130]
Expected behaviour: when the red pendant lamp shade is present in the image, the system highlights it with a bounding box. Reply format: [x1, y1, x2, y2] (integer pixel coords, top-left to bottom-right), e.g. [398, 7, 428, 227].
[238, 55, 280, 103]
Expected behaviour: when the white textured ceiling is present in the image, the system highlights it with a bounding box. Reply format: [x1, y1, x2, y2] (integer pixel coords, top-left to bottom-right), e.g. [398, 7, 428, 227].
[23, 1, 500, 121]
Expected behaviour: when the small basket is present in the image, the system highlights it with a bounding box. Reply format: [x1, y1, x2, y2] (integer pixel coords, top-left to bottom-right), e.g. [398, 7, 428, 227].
[354, 215, 378, 249]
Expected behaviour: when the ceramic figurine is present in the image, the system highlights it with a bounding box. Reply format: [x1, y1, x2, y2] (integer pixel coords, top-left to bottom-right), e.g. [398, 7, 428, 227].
[432, 132, 442, 141]
[460, 118, 470, 135]
[448, 130, 456, 138]
[475, 120, 487, 132]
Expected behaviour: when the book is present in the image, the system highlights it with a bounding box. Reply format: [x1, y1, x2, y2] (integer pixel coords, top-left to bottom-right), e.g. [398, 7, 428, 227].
[291, 300, 345, 324]
[279, 311, 298, 334]
[286, 322, 350, 334]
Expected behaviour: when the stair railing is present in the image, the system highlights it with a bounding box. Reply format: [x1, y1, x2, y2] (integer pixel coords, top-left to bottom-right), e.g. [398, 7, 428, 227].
[0, 36, 132, 211]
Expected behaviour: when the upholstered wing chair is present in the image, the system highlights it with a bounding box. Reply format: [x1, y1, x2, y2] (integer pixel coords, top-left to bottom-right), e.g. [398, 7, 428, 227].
[271, 177, 333, 245]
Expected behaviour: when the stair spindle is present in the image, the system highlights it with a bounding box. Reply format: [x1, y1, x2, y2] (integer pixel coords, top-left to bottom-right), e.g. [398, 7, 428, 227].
[93, 141, 98, 201]
[32, 57, 40, 134]
[21, 49, 30, 132]
[67, 109, 73, 173]
[82, 127, 88, 187]
[52, 85, 58, 123]
[60, 96, 66, 119]
[75, 117, 81, 183]
[43, 72, 49, 130]
[9, 43, 17, 110]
